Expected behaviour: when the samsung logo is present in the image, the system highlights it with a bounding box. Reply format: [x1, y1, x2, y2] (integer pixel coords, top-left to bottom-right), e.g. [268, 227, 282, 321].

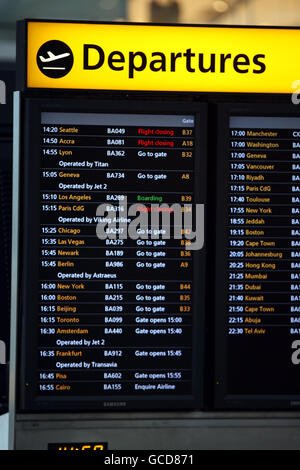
[103, 401, 127, 407]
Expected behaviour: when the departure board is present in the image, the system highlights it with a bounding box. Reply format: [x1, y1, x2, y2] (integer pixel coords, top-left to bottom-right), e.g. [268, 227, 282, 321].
[18, 99, 206, 411]
[215, 104, 300, 409]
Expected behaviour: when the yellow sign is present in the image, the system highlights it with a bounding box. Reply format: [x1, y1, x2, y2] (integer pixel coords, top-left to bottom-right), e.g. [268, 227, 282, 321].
[25, 20, 300, 93]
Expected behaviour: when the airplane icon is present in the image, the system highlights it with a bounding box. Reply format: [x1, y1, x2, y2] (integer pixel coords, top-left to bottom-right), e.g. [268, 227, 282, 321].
[39, 51, 71, 69]
[39, 51, 71, 62]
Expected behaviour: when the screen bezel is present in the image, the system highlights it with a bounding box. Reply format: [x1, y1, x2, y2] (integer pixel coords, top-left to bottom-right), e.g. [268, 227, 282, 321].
[214, 102, 300, 410]
[17, 93, 207, 413]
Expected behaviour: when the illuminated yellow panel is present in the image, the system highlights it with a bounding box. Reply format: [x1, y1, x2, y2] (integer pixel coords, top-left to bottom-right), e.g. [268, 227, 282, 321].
[26, 21, 300, 93]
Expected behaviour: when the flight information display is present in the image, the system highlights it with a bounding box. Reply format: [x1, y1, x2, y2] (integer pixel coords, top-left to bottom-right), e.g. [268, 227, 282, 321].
[215, 106, 300, 409]
[18, 100, 205, 411]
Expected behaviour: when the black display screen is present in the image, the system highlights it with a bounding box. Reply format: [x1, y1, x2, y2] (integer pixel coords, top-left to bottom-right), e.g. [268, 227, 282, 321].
[18, 98, 206, 411]
[214, 104, 300, 409]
